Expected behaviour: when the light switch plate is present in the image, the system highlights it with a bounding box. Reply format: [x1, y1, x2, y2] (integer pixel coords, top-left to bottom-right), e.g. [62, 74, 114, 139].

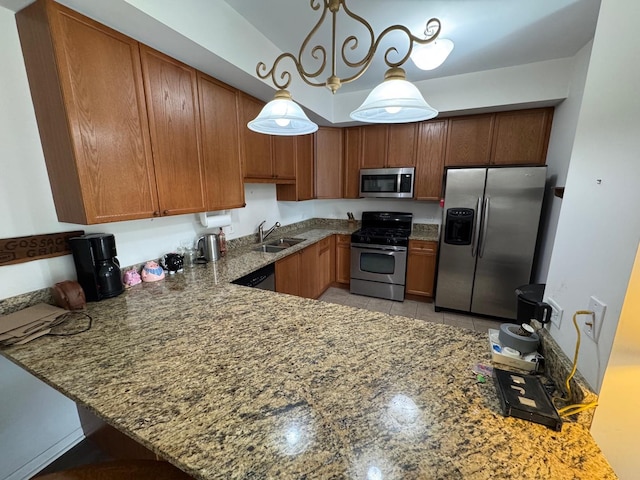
[546, 297, 563, 328]
[584, 296, 606, 342]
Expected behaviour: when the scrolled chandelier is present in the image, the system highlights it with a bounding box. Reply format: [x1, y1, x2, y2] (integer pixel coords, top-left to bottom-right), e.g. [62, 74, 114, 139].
[248, 0, 453, 136]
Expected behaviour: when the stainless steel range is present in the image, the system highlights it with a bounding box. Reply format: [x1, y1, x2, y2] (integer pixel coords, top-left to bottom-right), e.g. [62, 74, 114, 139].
[350, 211, 412, 301]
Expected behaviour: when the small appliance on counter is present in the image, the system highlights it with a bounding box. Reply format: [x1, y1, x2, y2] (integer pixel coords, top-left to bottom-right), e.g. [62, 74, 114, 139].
[197, 233, 221, 262]
[69, 233, 124, 302]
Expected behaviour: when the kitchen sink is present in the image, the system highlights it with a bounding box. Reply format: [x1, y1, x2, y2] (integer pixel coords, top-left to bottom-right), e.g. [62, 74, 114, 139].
[267, 237, 306, 248]
[252, 244, 287, 253]
[252, 238, 306, 253]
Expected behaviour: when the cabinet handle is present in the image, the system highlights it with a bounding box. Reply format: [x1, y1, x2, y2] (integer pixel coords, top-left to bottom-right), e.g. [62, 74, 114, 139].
[153, 211, 160, 217]
[163, 210, 169, 215]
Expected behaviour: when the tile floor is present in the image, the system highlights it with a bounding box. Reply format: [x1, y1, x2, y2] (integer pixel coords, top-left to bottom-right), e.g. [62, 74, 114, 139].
[318, 287, 501, 334]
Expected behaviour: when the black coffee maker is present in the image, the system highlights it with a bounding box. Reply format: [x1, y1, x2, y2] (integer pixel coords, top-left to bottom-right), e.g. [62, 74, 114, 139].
[69, 233, 124, 301]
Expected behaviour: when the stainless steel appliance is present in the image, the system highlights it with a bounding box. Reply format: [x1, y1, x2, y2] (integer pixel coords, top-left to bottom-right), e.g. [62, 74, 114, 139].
[69, 233, 124, 302]
[197, 233, 221, 262]
[359, 167, 414, 198]
[350, 212, 412, 301]
[435, 166, 547, 319]
[231, 263, 275, 291]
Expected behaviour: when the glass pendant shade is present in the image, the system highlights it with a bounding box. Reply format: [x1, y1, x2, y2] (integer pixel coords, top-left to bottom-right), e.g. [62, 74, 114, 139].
[247, 90, 318, 135]
[350, 68, 438, 123]
[410, 38, 454, 71]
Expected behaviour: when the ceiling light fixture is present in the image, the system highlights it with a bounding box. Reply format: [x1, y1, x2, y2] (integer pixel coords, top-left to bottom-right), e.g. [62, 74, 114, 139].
[249, 0, 447, 135]
[410, 22, 454, 71]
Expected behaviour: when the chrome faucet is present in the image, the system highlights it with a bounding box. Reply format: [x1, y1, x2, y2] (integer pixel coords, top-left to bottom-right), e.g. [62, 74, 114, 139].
[258, 220, 281, 243]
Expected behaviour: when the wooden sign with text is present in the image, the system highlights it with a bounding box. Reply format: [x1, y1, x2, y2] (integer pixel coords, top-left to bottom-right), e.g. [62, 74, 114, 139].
[0, 231, 84, 266]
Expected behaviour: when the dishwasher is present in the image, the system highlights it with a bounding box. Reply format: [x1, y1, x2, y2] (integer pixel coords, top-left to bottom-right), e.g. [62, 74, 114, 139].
[231, 263, 275, 291]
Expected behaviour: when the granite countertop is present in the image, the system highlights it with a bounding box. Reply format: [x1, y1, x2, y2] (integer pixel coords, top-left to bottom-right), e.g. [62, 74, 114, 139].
[0, 226, 615, 479]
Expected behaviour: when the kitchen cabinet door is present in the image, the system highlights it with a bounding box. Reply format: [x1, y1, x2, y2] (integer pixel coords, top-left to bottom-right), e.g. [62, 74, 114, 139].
[140, 46, 206, 216]
[415, 120, 448, 200]
[299, 243, 319, 299]
[295, 135, 315, 200]
[335, 234, 351, 285]
[197, 72, 245, 210]
[275, 253, 300, 296]
[239, 94, 273, 180]
[343, 127, 363, 199]
[406, 240, 438, 297]
[317, 236, 335, 296]
[360, 125, 389, 169]
[445, 114, 494, 166]
[272, 137, 296, 181]
[491, 108, 553, 165]
[387, 123, 418, 167]
[276, 135, 314, 201]
[315, 127, 344, 199]
[17, 0, 159, 224]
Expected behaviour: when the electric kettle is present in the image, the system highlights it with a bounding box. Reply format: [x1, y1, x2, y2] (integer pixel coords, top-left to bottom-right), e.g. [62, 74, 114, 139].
[197, 233, 221, 262]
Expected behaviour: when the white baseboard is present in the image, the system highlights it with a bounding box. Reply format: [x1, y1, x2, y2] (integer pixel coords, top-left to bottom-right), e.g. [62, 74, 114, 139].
[3, 427, 86, 480]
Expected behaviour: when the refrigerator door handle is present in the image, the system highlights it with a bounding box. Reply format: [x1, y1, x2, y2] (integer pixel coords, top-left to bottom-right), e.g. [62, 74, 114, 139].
[472, 196, 482, 257]
[479, 196, 490, 258]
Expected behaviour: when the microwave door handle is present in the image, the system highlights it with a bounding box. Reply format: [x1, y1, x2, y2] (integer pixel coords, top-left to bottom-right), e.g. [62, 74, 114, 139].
[479, 196, 490, 258]
[471, 196, 482, 257]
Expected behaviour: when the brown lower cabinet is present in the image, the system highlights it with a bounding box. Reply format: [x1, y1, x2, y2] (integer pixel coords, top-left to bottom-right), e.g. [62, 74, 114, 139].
[335, 234, 351, 285]
[275, 243, 319, 299]
[317, 235, 335, 295]
[405, 240, 438, 298]
[275, 236, 337, 299]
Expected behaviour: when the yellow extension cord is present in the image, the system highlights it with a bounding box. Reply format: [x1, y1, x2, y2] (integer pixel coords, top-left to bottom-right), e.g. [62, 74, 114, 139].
[552, 310, 599, 417]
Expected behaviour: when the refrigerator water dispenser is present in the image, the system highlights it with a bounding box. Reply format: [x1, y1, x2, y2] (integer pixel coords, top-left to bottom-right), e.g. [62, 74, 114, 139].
[444, 208, 474, 245]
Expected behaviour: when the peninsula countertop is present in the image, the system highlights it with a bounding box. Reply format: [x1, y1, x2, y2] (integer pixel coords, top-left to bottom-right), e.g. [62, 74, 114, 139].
[1, 227, 615, 479]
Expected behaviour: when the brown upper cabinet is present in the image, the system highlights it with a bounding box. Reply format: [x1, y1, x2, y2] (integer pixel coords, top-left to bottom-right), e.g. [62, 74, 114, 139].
[491, 108, 553, 165]
[239, 94, 295, 183]
[445, 108, 553, 167]
[445, 114, 495, 166]
[275, 135, 314, 201]
[17, 0, 160, 224]
[315, 127, 344, 199]
[414, 120, 448, 200]
[343, 127, 363, 199]
[387, 123, 418, 167]
[361, 124, 418, 169]
[140, 46, 206, 216]
[197, 72, 246, 210]
[17, 0, 246, 224]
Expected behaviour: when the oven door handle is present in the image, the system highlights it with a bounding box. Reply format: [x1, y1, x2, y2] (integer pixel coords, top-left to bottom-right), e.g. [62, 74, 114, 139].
[351, 243, 407, 252]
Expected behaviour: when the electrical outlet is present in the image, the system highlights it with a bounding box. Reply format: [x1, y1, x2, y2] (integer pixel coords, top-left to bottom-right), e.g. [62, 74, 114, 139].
[584, 296, 607, 342]
[226, 224, 234, 234]
[546, 297, 563, 328]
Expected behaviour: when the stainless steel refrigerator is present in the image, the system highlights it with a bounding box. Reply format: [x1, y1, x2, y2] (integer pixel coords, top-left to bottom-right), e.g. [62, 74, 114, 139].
[435, 166, 547, 319]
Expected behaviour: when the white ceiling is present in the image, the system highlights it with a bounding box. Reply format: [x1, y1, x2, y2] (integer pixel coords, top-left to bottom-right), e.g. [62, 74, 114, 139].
[223, 0, 601, 93]
[0, 0, 602, 121]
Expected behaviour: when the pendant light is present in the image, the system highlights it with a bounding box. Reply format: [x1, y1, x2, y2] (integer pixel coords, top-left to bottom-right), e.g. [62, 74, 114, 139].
[350, 68, 438, 123]
[411, 38, 454, 71]
[247, 90, 318, 136]
[251, 1, 451, 133]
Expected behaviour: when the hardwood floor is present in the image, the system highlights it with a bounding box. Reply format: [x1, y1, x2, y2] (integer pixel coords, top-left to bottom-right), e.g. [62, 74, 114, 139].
[33, 439, 114, 477]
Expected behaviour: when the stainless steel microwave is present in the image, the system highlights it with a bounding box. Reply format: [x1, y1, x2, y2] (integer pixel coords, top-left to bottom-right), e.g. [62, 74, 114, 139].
[359, 167, 415, 198]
